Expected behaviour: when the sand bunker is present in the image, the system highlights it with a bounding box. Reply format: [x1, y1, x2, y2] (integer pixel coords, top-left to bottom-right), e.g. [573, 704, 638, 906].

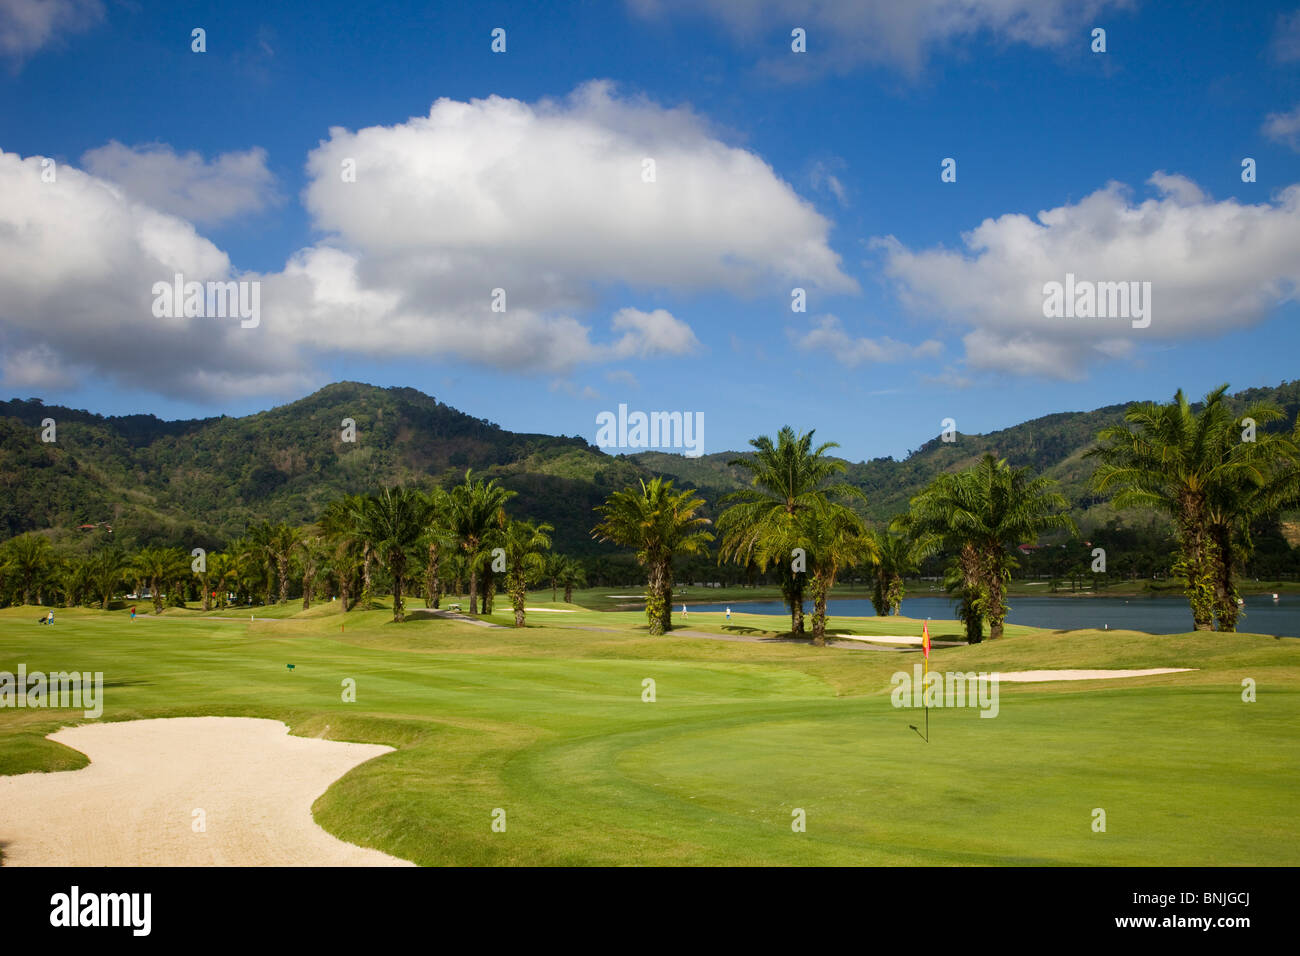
[834, 634, 964, 647]
[524, 607, 577, 612]
[985, 668, 1194, 682]
[0, 716, 414, 867]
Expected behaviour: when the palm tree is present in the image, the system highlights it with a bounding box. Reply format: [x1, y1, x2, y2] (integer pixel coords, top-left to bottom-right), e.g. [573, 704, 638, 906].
[871, 530, 921, 616]
[89, 546, 131, 610]
[351, 487, 427, 623]
[1089, 386, 1282, 631]
[319, 496, 365, 611]
[756, 501, 876, 646]
[902, 455, 1073, 641]
[592, 477, 713, 634]
[208, 551, 234, 609]
[500, 519, 553, 627]
[542, 552, 567, 602]
[716, 427, 859, 636]
[296, 534, 329, 611]
[2, 533, 53, 606]
[133, 547, 186, 615]
[420, 486, 452, 610]
[448, 470, 516, 617]
[262, 522, 304, 605]
[558, 556, 586, 604]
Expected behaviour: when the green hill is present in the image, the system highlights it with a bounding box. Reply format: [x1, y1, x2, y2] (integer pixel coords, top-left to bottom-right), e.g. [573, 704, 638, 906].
[3, 379, 1299, 560]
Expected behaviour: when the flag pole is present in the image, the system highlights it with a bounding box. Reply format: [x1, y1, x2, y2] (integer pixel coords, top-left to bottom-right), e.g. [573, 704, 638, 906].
[923, 618, 930, 743]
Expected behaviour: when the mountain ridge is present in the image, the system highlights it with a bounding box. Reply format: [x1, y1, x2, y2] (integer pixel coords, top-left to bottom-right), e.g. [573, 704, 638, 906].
[4, 379, 1298, 555]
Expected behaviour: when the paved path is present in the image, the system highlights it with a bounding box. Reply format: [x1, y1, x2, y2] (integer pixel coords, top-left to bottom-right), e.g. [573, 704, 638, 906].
[406, 608, 507, 628]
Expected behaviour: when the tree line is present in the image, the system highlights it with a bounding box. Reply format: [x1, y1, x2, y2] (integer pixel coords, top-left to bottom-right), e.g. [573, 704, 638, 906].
[2, 385, 1297, 640]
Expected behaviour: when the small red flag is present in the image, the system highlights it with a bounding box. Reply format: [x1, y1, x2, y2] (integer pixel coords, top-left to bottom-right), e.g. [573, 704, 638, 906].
[922, 620, 931, 660]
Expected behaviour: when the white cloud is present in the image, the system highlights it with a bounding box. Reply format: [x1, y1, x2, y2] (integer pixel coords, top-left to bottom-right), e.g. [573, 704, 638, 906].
[609, 307, 701, 358]
[605, 369, 641, 389]
[0, 342, 78, 390]
[1, 83, 848, 400]
[1263, 104, 1300, 151]
[874, 173, 1300, 379]
[792, 315, 943, 366]
[303, 81, 853, 295]
[0, 150, 311, 400]
[629, 0, 1134, 75]
[81, 142, 281, 226]
[809, 159, 848, 206]
[0, 0, 102, 64]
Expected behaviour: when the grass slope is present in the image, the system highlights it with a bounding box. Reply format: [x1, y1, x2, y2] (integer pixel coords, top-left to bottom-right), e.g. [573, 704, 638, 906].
[1, 600, 1296, 866]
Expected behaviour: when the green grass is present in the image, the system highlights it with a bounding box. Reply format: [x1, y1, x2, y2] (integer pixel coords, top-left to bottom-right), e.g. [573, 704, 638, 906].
[1, 597, 1297, 865]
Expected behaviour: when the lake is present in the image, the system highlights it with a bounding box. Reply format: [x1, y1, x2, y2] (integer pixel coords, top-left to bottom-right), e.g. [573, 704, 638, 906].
[679, 593, 1300, 637]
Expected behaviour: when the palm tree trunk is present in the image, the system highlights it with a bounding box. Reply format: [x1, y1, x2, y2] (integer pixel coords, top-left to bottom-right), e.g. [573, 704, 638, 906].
[362, 546, 373, 609]
[467, 563, 479, 616]
[152, 576, 162, 615]
[985, 553, 1007, 640]
[426, 543, 440, 610]
[1210, 524, 1238, 632]
[810, 576, 829, 646]
[645, 561, 667, 635]
[393, 571, 404, 623]
[1175, 498, 1215, 631]
[888, 574, 903, 614]
[511, 574, 527, 627]
[564, 583, 573, 603]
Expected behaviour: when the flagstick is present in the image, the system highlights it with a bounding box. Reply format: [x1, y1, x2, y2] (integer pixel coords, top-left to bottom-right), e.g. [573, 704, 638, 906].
[924, 618, 930, 743]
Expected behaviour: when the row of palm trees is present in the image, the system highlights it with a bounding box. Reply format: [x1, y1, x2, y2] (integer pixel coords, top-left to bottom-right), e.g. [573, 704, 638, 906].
[5, 385, 1295, 640]
[0, 471, 588, 628]
[1089, 385, 1300, 631]
[590, 385, 1300, 643]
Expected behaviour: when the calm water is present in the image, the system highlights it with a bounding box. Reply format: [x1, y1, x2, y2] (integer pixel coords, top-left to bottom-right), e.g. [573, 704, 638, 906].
[680, 593, 1300, 637]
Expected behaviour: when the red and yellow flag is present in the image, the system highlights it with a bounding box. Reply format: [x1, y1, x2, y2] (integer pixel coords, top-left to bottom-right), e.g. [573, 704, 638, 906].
[921, 619, 931, 672]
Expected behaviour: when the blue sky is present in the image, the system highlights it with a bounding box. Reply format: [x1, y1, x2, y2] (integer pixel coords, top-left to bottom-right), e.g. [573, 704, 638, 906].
[2, 0, 1299, 461]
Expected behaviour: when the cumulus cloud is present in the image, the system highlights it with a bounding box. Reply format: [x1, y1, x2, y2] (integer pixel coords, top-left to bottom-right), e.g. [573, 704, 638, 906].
[0, 150, 310, 399]
[1, 83, 849, 399]
[81, 142, 281, 226]
[629, 0, 1134, 75]
[0, 0, 102, 64]
[792, 315, 943, 366]
[1263, 104, 1300, 151]
[303, 81, 853, 295]
[874, 173, 1300, 378]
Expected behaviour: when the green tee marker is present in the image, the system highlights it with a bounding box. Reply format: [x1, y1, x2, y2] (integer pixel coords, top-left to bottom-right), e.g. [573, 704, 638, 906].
[286, 664, 295, 671]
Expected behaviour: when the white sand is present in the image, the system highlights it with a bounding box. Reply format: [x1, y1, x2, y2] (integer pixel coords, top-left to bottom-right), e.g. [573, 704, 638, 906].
[524, 607, 577, 612]
[834, 634, 964, 647]
[983, 668, 1194, 682]
[0, 716, 414, 867]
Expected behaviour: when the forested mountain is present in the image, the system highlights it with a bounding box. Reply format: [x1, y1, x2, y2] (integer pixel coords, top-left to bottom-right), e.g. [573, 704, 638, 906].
[3, 379, 1298, 558]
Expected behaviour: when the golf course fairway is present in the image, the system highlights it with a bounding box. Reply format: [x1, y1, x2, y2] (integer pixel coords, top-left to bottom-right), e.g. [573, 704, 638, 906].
[1, 599, 1296, 866]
